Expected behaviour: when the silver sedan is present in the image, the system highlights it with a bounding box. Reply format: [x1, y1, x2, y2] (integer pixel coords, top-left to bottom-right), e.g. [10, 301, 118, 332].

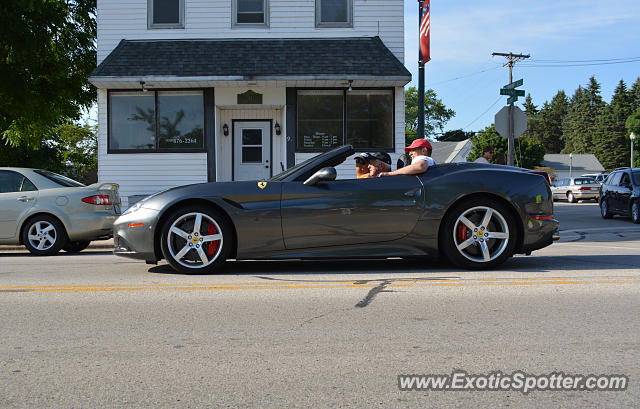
[0, 168, 120, 255]
[551, 177, 600, 203]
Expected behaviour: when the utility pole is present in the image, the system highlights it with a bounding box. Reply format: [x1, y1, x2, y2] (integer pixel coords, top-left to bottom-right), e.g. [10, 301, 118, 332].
[492, 52, 530, 166]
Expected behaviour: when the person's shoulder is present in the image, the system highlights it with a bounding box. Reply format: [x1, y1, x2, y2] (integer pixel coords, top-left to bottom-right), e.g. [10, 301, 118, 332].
[413, 155, 435, 166]
[474, 157, 488, 163]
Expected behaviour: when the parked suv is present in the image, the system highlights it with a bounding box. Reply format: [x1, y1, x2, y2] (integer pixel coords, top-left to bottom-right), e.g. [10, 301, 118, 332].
[599, 167, 640, 223]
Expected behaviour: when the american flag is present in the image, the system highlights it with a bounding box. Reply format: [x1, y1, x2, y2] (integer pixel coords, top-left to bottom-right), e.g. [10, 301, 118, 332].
[419, 0, 431, 64]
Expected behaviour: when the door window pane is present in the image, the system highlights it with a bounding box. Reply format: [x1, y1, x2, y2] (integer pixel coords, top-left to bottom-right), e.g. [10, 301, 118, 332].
[346, 90, 393, 149]
[237, 0, 265, 23]
[242, 147, 262, 163]
[297, 90, 343, 150]
[242, 129, 262, 146]
[0, 171, 25, 193]
[157, 91, 204, 150]
[109, 92, 156, 151]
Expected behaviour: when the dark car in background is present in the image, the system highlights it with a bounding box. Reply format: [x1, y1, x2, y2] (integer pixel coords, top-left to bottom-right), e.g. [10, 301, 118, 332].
[113, 145, 558, 273]
[599, 167, 640, 223]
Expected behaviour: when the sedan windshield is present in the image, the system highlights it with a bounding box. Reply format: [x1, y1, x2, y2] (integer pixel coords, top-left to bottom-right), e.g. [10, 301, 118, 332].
[34, 170, 85, 187]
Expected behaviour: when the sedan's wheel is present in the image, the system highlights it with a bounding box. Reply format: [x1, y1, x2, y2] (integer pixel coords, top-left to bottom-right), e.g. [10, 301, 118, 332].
[440, 198, 517, 270]
[600, 199, 613, 219]
[63, 240, 91, 253]
[567, 192, 576, 203]
[631, 201, 640, 224]
[160, 205, 233, 274]
[21, 215, 67, 256]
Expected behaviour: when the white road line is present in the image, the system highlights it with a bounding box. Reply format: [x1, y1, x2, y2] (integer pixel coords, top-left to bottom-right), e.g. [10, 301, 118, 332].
[557, 243, 640, 250]
[559, 227, 640, 234]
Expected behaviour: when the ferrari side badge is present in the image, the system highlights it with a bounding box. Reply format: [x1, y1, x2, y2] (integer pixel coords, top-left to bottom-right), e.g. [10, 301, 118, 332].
[258, 182, 267, 189]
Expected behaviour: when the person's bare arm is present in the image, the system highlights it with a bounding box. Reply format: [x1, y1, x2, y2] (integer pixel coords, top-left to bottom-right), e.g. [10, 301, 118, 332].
[379, 160, 429, 176]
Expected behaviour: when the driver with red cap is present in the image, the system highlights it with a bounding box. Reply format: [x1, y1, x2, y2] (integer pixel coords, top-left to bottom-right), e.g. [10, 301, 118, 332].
[378, 139, 435, 176]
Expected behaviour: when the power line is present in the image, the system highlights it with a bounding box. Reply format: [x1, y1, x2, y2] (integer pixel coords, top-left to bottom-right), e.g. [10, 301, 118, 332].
[430, 66, 501, 86]
[462, 96, 502, 130]
[521, 58, 640, 67]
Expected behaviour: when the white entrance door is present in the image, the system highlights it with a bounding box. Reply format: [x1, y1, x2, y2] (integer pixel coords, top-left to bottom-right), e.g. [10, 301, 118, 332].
[233, 121, 272, 181]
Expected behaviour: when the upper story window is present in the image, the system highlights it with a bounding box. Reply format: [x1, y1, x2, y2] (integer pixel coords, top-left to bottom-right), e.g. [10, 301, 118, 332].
[316, 0, 352, 28]
[233, 0, 269, 28]
[148, 0, 184, 29]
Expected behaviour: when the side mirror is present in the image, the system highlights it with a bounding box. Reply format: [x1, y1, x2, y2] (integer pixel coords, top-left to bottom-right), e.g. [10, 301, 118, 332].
[303, 167, 337, 186]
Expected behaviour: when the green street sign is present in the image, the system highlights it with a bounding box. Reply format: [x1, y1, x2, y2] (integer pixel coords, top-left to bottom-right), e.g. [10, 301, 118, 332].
[500, 88, 525, 97]
[507, 96, 519, 104]
[503, 78, 524, 90]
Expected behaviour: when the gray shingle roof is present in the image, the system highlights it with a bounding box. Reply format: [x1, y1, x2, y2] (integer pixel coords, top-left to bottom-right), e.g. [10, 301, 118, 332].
[90, 37, 411, 80]
[541, 154, 605, 172]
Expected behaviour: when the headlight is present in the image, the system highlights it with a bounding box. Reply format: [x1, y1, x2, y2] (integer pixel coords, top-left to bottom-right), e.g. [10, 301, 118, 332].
[122, 201, 144, 216]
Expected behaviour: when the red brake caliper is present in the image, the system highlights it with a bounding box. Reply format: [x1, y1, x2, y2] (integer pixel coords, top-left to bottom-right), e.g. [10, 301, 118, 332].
[457, 224, 468, 244]
[207, 223, 219, 258]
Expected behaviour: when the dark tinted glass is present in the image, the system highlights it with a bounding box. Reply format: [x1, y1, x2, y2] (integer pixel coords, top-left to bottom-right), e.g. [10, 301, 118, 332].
[157, 91, 204, 150]
[608, 172, 622, 186]
[242, 147, 262, 163]
[34, 170, 84, 187]
[109, 92, 156, 150]
[0, 170, 25, 193]
[620, 173, 631, 186]
[321, 0, 348, 23]
[632, 171, 640, 186]
[242, 129, 262, 146]
[21, 177, 37, 191]
[297, 91, 343, 150]
[237, 0, 264, 23]
[153, 0, 180, 24]
[346, 90, 393, 149]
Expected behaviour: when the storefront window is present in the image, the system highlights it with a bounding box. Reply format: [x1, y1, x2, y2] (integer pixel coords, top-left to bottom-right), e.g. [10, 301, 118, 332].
[346, 90, 393, 149]
[109, 90, 204, 152]
[297, 90, 343, 150]
[296, 89, 393, 151]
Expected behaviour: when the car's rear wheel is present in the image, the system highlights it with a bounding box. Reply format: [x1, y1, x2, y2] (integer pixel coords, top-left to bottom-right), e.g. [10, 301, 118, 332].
[21, 215, 67, 256]
[600, 198, 613, 219]
[63, 240, 91, 253]
[440, 198, 517, 270]
[631, 201, 640, 224]
[160, 205, 233, 274]
[567, 192, 576, 203]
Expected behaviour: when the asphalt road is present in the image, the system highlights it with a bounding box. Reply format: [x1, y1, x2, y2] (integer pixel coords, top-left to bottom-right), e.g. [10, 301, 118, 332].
[1, 202, 639, 408]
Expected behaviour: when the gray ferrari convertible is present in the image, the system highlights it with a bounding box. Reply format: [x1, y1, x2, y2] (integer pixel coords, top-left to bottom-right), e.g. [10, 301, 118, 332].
[113, 145, 558, 273]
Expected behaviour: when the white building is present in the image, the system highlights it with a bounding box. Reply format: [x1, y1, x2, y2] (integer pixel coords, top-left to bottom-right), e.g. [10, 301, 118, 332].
[89, 0, 410, 206]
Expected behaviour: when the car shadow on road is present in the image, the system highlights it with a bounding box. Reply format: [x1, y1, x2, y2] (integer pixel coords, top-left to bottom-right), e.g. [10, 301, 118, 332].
[0, 250, 114, 258]
[507, 254, 640, 272]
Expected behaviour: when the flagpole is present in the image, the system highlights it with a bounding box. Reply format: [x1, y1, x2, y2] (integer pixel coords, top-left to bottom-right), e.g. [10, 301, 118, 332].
[417, 0, 425, 140]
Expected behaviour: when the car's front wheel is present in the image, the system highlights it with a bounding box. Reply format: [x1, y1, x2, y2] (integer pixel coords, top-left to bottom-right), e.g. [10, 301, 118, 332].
[21, 215, 67, 256]
[631, 201, 640, 224]
[600, 198, 613, 219]
[160, 205, 233, 274]
[440, 198, 517, 270]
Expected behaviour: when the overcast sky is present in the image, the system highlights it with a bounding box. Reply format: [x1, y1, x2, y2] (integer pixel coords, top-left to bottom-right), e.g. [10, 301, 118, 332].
[403, 0, 640, 133]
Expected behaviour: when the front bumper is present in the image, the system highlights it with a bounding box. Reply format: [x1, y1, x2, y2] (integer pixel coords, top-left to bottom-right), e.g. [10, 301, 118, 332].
[112, 207, 161, 262]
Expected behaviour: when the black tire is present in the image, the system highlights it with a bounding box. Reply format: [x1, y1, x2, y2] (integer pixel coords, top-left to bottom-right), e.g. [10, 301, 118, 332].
[63, 240, 91, 253]
[567, 192, 576, 203]
[160, 205, 233, 274]
[440, 197, 518, 270]
[600, 198, 613, 219]
[21, 215, 68, 256]
[631, 201, 640, 224]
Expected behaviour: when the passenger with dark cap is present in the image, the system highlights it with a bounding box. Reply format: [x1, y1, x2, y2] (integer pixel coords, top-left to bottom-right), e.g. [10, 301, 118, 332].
[367, 152, 392, 177]
[354, 152, 374, 179]
[379, 139, 434, 176]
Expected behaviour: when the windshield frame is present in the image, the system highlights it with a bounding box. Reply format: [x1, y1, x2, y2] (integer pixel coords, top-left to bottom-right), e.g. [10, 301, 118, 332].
[269, 145, 355, 182]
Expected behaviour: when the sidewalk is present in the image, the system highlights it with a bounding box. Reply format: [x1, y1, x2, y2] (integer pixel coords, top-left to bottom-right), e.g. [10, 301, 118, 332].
[0, 238, 114, 251]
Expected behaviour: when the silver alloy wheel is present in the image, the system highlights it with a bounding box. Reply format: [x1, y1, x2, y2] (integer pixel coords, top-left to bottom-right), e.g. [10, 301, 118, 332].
[27, 221, 57, 251]
[452, 206, 510, 263]
[166, 212, 224, 269]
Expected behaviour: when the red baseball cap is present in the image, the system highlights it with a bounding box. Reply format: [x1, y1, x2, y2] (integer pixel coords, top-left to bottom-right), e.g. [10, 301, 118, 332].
[405, 138, 433, 152]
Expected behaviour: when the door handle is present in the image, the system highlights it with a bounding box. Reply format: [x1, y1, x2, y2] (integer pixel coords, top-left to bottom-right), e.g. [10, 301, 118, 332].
[17, 196, 34, 202]
[404, 188, 421, 197]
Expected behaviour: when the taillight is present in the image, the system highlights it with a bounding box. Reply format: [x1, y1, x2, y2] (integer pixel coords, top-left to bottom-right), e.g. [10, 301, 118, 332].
[82, 195, 112, 205]
[578, 187, 590, 191]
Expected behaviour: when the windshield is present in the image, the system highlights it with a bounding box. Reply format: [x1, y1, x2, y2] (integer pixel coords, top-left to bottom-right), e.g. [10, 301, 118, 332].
[269, 149, 344, 181]
[34, 170, 85, 187]
[633, 171, 640, 186]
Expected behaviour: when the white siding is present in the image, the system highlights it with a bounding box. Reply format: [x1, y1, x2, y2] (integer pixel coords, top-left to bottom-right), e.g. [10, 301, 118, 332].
[295, 85, 406, 179]
[96, 89, 208, 207]
[97, 0, 404, 64]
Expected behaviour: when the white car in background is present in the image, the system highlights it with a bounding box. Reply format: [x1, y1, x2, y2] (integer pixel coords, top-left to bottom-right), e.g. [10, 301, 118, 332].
[551, 176, 600, 203]
[0, 168, 120, 255]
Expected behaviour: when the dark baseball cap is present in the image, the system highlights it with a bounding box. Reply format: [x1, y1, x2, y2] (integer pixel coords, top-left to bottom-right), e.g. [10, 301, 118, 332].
[355, 152, 374, 163]
[371, 152, 392, 165]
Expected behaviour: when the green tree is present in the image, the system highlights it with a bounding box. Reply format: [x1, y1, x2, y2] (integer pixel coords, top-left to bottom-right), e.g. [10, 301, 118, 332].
[538, 90, 568, 153]
[562, 76, 606, 154]
[467, 125, 545, 169]
[404, 86, 455, 144]
[593, 80, 634, 169]
[522, 94, 543, 145]
[0, 0, 96, 147]
[629, 77, 640, 112]
[437, 129, 474, 142]
[626, 108, 640, 168]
